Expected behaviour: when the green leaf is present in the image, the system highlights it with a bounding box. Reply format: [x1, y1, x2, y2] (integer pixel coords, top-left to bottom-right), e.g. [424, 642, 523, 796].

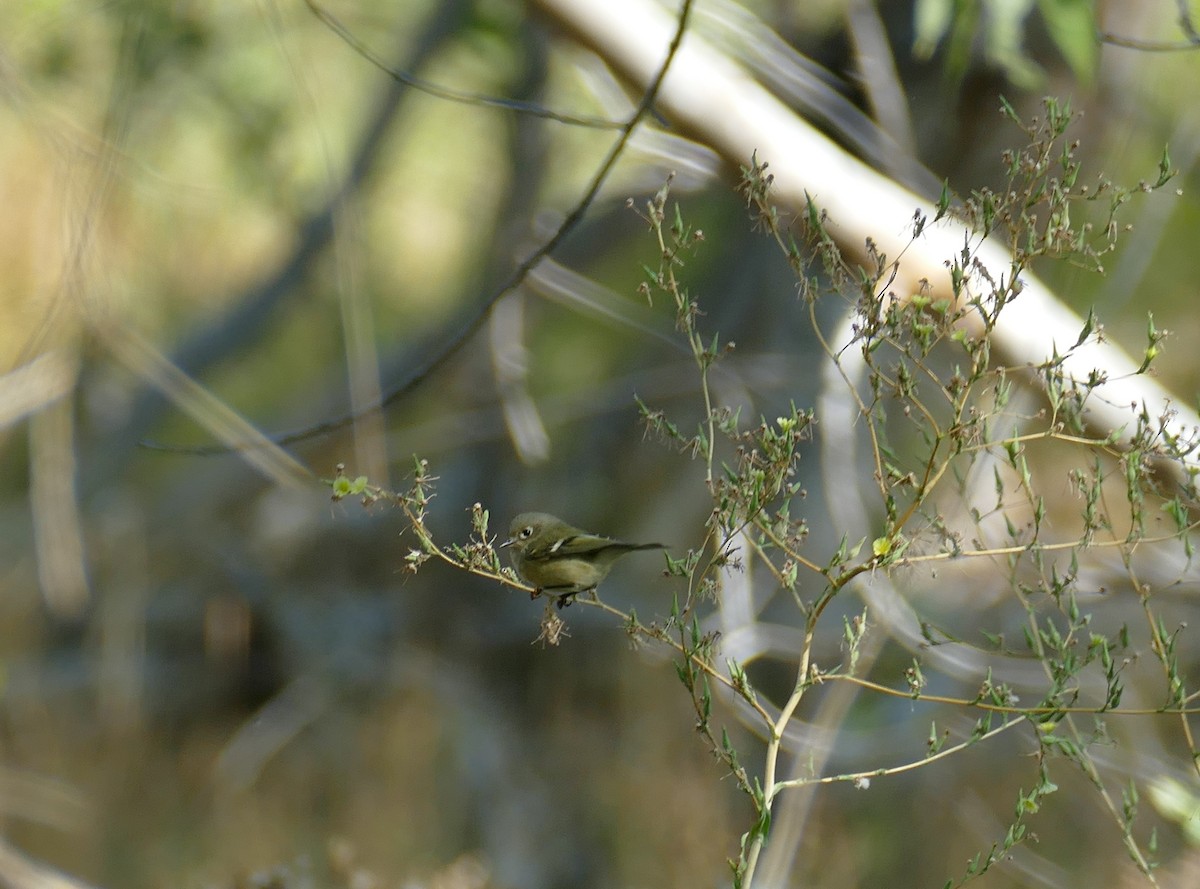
[1073, 307, 1097, 349]
[983, 0, 1044, 88]
[936, 179, 952, 220]
[1156, 144, 1176, 187]
[913, 0, 955, 59]
[1038, 0, 1098, 84]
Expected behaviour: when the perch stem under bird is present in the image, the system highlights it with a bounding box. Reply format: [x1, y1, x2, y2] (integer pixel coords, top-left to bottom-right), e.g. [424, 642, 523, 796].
[501, 512, 666, 608]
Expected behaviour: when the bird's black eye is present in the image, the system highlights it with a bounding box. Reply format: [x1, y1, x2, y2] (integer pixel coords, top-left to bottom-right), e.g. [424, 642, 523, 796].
[520, 526, 533, 539]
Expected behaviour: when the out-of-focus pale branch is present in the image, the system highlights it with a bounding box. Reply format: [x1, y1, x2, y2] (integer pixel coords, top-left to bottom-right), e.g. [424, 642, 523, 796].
[533, 0, 1200, 480]
[0, 352, 76, 432]
[488, 294, 551, 465]
[3, 352, 91, 618]
[98, 322, 312, 488]
[0, 835, 101, 889]
[30, 400, 89, 618]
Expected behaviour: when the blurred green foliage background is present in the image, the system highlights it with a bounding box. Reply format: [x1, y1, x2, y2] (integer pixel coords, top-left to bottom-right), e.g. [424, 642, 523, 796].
[3, 0, 1200, 887]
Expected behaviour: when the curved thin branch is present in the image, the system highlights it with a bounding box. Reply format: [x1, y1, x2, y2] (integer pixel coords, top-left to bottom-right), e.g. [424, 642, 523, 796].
[304, 0, 623, 128]
[113, 0, 475, 471]
[146, 0, 699, 456]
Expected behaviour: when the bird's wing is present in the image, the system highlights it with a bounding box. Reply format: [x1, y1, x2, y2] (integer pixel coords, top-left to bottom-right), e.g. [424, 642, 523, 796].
[527, 533, 617, 560]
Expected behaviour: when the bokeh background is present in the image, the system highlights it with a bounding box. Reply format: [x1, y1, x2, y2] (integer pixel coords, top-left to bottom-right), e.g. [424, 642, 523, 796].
[3, 1, 1200, 887]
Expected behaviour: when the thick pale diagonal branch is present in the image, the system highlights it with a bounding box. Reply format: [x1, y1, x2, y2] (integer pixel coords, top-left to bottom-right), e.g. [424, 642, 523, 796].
[533, 0, 1200, 483]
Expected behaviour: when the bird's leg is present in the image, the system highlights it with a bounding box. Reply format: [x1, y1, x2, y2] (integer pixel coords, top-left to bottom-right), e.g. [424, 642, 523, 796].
[556, 587, 598, 610]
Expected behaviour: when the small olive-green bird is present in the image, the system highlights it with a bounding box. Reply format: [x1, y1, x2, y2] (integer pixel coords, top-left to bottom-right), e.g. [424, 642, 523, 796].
[501, 512, 665, 608]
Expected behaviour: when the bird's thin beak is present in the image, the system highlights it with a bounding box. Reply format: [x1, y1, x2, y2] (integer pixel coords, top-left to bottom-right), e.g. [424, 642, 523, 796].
[499, 537, 514, 548]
